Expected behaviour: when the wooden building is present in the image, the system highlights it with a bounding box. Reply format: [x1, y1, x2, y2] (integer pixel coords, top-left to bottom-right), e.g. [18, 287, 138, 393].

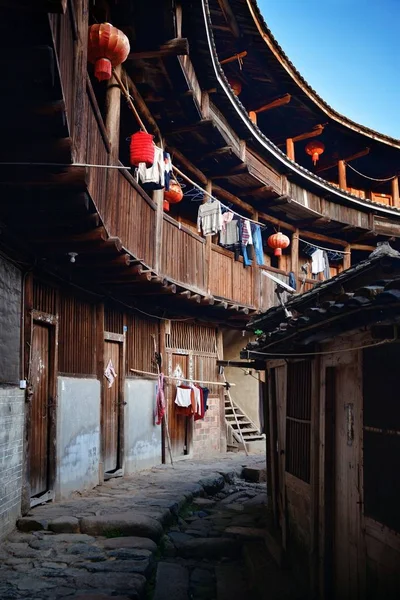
[243, 243, 400, 599]
[0, 0, 400, 542]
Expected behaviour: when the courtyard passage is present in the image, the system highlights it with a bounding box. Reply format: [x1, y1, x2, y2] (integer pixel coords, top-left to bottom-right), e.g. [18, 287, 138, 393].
[0, 454, 302, 600]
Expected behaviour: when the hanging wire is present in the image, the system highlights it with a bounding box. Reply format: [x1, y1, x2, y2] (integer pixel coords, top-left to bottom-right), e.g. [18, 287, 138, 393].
[345, 161, 396, 183]
[299, 238, 350, 254]
[245, 337, 396, 358]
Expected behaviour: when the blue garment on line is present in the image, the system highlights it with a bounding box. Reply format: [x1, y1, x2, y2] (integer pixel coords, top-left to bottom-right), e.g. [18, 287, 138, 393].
[251, 223, 264, 266]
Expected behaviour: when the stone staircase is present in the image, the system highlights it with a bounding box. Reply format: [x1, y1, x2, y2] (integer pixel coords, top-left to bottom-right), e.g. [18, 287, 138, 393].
[224, 395, 265, 453]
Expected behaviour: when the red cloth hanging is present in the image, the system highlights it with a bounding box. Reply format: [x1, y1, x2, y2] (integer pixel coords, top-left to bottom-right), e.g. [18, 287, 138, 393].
[155, 373, 166, 425]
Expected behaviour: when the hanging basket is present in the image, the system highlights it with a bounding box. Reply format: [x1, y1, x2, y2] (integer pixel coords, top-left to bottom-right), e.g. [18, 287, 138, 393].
[163, 199, 170, 212]
[164, 181, 183, 204]
[268, 232, 290, 257]
[130, 131, 154, 167]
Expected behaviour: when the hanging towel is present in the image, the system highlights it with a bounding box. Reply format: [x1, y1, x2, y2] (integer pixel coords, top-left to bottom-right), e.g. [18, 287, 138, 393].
[155, 373, 166, 425]
[137, 145, 165, 190]
[197, 200, 223, 236]
[164, 152, 173, 191]
[220, 219, 239, 246]
[175, 386, 192, 407]
[311, 248, 325, 274]
[323, 251, 330, 280]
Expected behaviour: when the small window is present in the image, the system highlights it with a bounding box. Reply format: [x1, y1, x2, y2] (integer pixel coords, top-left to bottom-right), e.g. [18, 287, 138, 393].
[285, 361, 312, 483]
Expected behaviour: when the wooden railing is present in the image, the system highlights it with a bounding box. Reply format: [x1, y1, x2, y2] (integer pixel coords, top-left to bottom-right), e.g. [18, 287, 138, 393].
[209, 246, 254, 306]
[161, 216, 206, 290]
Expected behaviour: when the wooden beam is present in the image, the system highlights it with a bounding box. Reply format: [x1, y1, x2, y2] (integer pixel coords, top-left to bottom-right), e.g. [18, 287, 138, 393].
[338, 160, 347, 190]
[220, 51, 248, 65]
[316, 148, 370, 174]
[286, 138, 295, 161]
[253, 94, 291, 114]
[292, 124, 325, 144]
[164, 119, 212, 137]
[391, 176, 400, 207]
[217, 0, 241, 38]
[127, 38, 189, 60]
[209, 164, 248, 180]
[300, 229, 348, 248]
[166, 146, 208, 186]
[350, 243, 375, 252]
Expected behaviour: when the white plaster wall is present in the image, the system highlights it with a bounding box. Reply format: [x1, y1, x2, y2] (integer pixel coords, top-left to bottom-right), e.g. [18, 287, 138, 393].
[124, 379, 162, 473]
[223, 329, 261, 429]
[56, 377, 101, 499]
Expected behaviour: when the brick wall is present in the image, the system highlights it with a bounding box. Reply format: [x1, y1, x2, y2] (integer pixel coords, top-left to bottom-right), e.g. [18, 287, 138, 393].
[192, 395, 221, 457]
[0, 386, 24, 540]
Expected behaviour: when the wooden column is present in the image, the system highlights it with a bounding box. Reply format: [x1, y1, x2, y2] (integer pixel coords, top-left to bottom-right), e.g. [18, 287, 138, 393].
[286, 138, 295, 161]
[291, 228, 299, 289]
[96, 302, 105, 483]
[391, 176, 399, 207]
[252, 209, 260, 308]
[205, 180, 213, 295]
[105, 65, 121, 161]
[338, 160, 347, 190]
[343, 244, 351, 270]
[73, 0, 90, 163]
[153, 189, 164, 273]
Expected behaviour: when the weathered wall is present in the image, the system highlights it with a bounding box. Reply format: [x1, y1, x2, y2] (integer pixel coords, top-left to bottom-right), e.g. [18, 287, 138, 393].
[124, 379, 162, 473]
[56, 377, 100, 499]
[285, 473, 311, 550]
[0, 386, 24, 540]
[223, 329, 260, 429]
[192, 395, 221, 457]
[0, 258, 21, 384]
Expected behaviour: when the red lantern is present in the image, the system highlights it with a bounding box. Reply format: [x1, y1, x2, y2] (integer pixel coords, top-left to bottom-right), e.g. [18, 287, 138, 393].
[88, 23, 130, 81]
[130, 131, 154, 167]
[163, 200, 170, 212]
[164, 181, 183, 204]
[268, 232, 290, 257]
[227, 77, 242, 96]
[305, 140, 325, 166]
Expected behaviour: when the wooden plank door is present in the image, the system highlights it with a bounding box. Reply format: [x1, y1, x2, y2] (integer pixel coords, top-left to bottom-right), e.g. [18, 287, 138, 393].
[167, 353, 190, 459]
[333, 356, 363, 599]
[29, 323, 51, 497]
[103, 340, 121, 473]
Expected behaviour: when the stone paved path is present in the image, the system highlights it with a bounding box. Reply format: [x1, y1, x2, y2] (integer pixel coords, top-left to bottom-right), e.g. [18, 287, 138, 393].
[0, 454, 302, 599]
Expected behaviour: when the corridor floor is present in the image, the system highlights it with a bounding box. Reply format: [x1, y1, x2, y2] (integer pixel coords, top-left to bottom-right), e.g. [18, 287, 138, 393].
[0, 454, 302, 599]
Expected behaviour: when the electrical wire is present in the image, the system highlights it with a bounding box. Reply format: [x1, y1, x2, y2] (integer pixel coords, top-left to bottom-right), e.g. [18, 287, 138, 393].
[245, 337, 395, 358]
[345, 161, 396, 183]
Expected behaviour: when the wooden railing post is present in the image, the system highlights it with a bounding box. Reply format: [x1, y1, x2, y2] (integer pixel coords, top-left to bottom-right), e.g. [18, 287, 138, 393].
[343, 244, 351, 270]
[286, 138, 295, 161]
[105, 65, 121, 162]
[391, 176, 399, 207]
[291, 228, 299, 289]
[153, 189, 164, 273]
[205, 180, 213, 295]
[252, 209, 260, 308]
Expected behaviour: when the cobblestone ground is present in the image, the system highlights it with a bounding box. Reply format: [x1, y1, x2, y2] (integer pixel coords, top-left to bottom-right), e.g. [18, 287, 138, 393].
[0, 454, 302, 600]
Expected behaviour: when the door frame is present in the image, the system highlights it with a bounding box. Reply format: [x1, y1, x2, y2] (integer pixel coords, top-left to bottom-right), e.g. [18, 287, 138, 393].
[102, 331, 126, 475]
[165, 349, 193, 461]
[28, 309, 58, 505]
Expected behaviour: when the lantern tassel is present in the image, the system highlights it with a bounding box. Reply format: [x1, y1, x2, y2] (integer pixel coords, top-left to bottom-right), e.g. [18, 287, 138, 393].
[95, 58, 112, 81]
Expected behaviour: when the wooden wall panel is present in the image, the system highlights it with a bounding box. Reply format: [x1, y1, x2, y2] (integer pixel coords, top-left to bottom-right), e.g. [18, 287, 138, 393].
[125, 313, 159, 376]
[58, 293, 96, 375]
[232, 261, 253, 305]
[33, 280, 58, 315]
[104, 306, 124, 334]
[209, 248, 232, 299]
[161, 218, 206, 290]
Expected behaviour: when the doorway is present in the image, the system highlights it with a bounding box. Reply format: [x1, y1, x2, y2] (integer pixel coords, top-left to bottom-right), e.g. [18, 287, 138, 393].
[167, 352, 191, 459]
[28, 312, 57, 504]
[102, 333, 125, 475]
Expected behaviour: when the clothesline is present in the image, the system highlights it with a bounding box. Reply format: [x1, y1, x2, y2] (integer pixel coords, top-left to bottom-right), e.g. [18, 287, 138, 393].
[172, 165, 268, 229]
[130, 367, 235, 387]
[345, 161, 396, 183]
[299, 238, 350, 255]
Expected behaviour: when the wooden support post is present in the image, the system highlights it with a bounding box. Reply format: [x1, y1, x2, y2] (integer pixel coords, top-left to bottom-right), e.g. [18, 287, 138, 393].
[105, 65, 121, 161]
[343, 244, 351, 270]
[153, 189, 164, 273]
[291, 228, 299, 289]
[96, 302, 105, 483]
[252, 209, 261, 308]
[205, 180, 213, 295]
[338, 160, 347, 190]
[391, 176, 399, 207]
[286, 138, 295, 161]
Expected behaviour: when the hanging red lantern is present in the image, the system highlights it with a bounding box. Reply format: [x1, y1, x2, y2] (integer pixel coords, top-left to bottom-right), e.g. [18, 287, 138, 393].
[268, 232, 290, 257]
[164, 181, 183, 204]
[163, 199, 170, 212]
[88, 23, 130, 81]
[305, 140, 325, 166]
[227, 77, 242, 96]
[130, 131, 154, 167]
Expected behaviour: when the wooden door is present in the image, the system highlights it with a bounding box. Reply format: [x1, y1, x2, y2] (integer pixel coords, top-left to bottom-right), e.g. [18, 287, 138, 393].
[167, 353, 190, 459]
[332, 356, 363, 599]
[274, 365, 287, 549]
[103, 340, 121, 473]
[29, 323, 51, 497]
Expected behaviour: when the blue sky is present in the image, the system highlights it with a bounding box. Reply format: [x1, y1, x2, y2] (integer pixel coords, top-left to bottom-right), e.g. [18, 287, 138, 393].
[257, 0, 400, 139]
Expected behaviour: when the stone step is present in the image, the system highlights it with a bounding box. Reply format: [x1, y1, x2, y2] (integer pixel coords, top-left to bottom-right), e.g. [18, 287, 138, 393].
[232, 426, 259, 434]
[153, 562, 189, 600]
[242, 434, 264, 441]
[215, 564, 248, 600]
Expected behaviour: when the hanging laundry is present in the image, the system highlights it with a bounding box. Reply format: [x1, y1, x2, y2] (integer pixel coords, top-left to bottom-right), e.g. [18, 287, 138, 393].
[311, 248, 326, 275]
[155, 373, 166, 425]
[197, 199, 223, 236]
[163, 152, 173, 192]
[238, 219, 252, 267]
[221, 210, 234, 231]
[201, 387, 210, 412]
[174, 385, 195, 416]
[251, 223, 264, 266]
[220, 219, 239, 246]
[137, 145, 165, 190]
[194, 385, 205, 421]
[288, 271, 296, 290]
[323, 251, 330, 280]
[241, 220, 253, 246]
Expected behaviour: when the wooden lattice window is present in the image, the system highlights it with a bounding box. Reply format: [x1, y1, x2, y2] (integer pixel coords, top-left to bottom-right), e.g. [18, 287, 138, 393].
[363, 344, 400, 533]
[285, 361, 312, 483]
